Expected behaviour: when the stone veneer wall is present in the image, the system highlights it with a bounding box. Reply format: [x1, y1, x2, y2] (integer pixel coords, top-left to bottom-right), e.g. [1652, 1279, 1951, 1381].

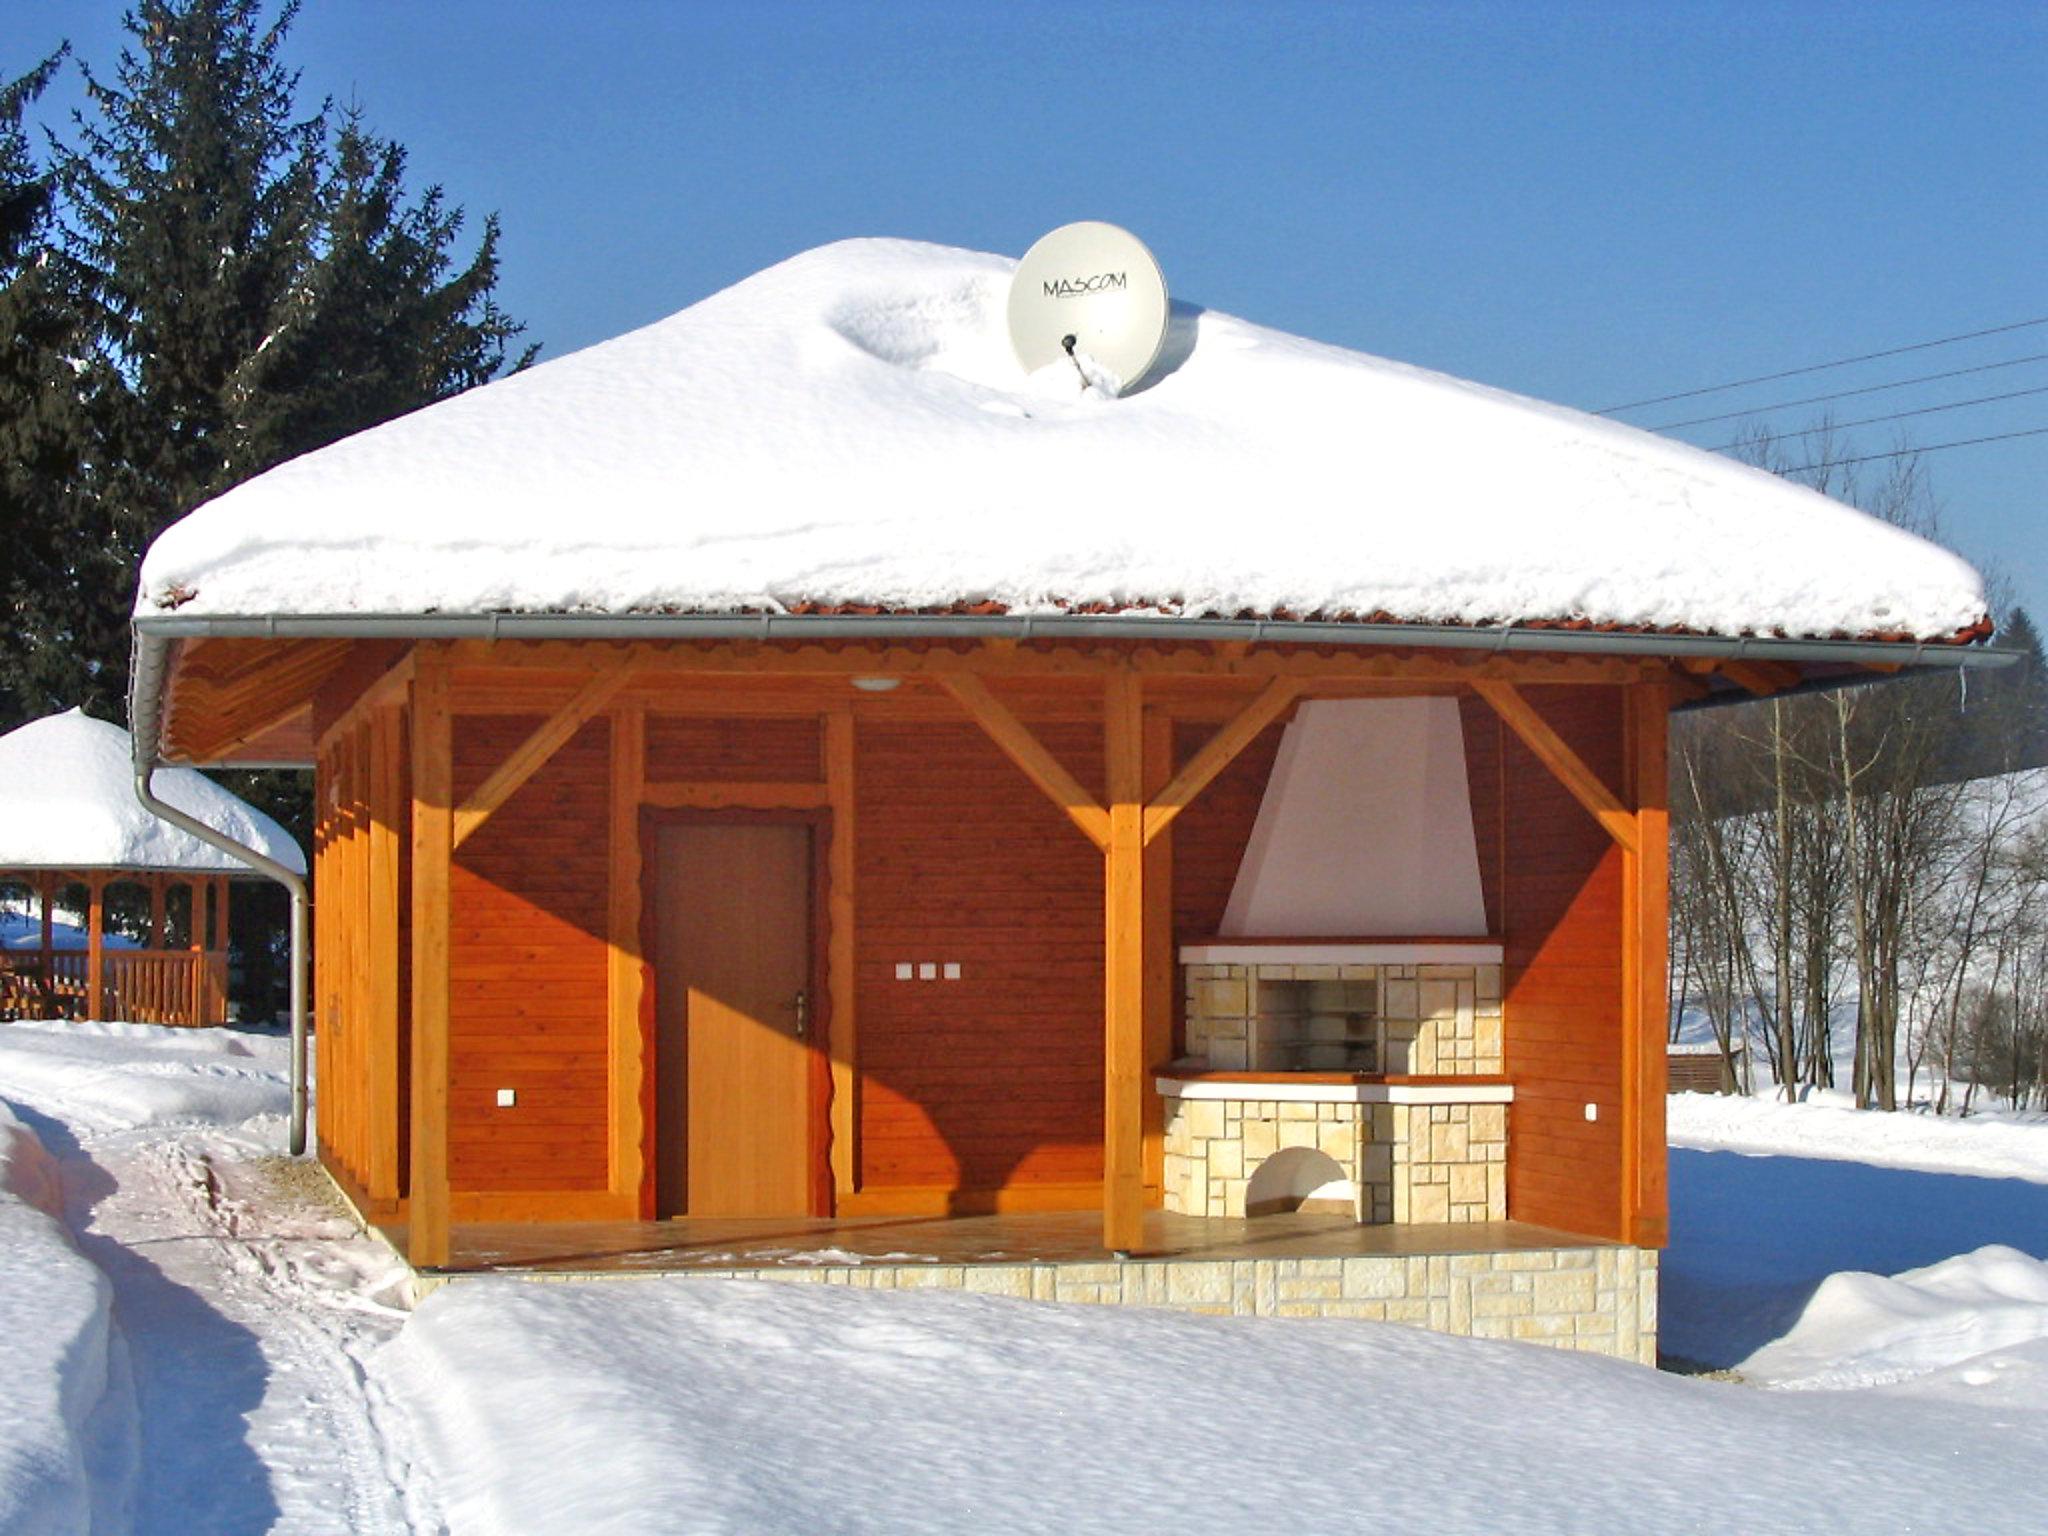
[1185, 962, 1503, 1074]
[1161, 1097, 1508, 1223]
[463, 1247, 1658, 1366]
[1166, 961, 1509, 1225]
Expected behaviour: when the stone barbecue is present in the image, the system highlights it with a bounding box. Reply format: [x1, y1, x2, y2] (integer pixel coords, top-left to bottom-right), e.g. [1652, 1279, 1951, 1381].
[1161, 942, 1513, 1226]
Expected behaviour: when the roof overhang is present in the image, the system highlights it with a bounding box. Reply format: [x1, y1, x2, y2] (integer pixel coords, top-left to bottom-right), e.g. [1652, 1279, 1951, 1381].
[128, 610, 2015, 771]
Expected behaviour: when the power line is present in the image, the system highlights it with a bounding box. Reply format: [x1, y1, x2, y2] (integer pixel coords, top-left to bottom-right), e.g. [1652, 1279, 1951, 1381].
[1704, 382, 2048, 452]
[1649, 350, 2048, 431]
[1597, 315, 2048, 415]
[1765, 422, 2048, 475]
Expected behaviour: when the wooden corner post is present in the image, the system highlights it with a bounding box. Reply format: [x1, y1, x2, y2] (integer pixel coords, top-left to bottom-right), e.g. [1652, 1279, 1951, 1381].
[86, 876, 105, 1022]
[1103, 670, 1147, 1254]
[408, 648, 455, 1269]
[1621, 681, 1671, 1246]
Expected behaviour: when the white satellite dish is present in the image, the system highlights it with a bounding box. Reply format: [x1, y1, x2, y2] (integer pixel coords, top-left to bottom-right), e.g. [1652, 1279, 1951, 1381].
[1007, 221, 1169, 396]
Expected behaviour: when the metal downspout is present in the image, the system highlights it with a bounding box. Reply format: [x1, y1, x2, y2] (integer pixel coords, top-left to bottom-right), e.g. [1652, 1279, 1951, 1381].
[129, 630, 311, 1155]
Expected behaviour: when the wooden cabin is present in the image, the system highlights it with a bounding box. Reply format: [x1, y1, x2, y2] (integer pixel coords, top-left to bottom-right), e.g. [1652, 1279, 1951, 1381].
[126, 239, 1997, 1357]
[0, 709, 304, 1025]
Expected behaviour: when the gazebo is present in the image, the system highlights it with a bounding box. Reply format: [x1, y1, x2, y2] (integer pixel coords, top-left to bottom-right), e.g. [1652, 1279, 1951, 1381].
[0, 708, 306, 1025]
[124, 238, 2000, 1357]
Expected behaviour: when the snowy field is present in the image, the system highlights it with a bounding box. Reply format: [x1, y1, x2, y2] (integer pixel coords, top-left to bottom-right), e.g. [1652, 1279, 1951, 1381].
[0, 1023, 2042, 1535]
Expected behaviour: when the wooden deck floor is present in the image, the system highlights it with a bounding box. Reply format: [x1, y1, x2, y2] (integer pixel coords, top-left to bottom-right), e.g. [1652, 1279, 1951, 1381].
[381, 1209, 1614, 1276]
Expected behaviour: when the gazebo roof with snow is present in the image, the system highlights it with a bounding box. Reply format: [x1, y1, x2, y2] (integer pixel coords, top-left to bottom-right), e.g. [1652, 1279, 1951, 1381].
[135, 238, 1989, 643]
[0, 709, 305, 875]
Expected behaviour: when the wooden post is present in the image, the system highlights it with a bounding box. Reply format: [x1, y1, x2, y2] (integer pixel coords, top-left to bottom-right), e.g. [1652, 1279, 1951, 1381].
[1103, 670, 1147, 1254]
[86, 876, 105, 1022]
[824, 708, 859, 1198]
[1621, 682, 1671, 1246]
[1141, 710, 1174, 1202]
[366, 706, 405, 1204]
[606, 704, 647, 1213]
[189, 879, 206, 951]
[149, 877, 166, 949]
[216, 878, 231, 1022]
[408, 649, 455, 1269]
[38, 875, 53, 1020]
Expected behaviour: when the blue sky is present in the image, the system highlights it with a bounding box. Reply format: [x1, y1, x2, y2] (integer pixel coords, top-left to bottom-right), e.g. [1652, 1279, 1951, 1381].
[24, 1, 2047, 623]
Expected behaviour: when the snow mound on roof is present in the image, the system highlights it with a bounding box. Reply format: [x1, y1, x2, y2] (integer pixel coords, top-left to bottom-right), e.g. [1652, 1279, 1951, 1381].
[0, 710, 306, 874]
[138, 237, 1987, 641]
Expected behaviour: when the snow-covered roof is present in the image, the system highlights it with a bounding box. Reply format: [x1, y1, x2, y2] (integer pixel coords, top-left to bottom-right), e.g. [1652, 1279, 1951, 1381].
[0, 710, 306, 875]
[136, 238, 1988, 644]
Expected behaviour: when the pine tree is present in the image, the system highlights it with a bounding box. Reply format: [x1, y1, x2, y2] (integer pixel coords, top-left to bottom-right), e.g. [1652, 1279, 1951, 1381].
[0, 48, 127, 725]
[46, 0, 531, 714]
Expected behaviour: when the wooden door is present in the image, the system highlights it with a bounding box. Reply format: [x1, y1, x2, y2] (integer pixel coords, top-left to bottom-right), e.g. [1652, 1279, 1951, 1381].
[654, 821, 816, 1217]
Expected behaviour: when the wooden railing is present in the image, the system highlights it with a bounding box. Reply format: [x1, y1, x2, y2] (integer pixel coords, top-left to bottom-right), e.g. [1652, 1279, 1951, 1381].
[1, 950, 230, 1026]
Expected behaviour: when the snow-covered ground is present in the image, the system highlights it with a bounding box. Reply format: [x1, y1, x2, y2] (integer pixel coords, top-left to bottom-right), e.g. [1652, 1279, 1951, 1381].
[0, 1024, 2043, 1535]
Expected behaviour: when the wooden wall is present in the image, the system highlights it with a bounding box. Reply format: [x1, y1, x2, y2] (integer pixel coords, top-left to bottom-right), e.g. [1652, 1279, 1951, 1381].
[313, 703, 407, 1216]
[308, 651, 1651, 1240]
[1494, 684, 1627, 1241]
[853, 720, 1107, 1205]
[447, 716, 612, 1195]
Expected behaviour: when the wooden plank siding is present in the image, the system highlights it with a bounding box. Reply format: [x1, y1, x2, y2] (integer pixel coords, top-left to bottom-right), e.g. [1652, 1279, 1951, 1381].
[852, 719, 1107, 1205]
[1497, 685, 1628, 1241]
[298, 642, 1662, 1247]
[448, 714, 612, 1195]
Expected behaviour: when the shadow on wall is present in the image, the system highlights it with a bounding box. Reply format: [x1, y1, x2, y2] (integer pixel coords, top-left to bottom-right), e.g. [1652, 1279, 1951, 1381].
[1660, 1146, 2048, 1368]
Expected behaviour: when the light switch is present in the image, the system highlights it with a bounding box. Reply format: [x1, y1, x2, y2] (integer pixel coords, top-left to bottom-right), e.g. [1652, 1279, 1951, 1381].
[1584, 1102, 1598, 1122]
[497, 1088, 517, 1108]
[918, 962, 938, 981]
[894, 962, 914, 981]
[943, 963, 961, 980]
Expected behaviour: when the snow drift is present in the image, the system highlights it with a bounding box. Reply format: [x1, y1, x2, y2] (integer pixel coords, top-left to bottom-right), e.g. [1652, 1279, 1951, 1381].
[138, 238, 1986, 642]
[0, 1102, 132, 1536]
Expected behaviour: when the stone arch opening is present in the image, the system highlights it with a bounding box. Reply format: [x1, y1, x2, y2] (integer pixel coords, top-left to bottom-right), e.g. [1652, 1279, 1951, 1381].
[1244, 1145, 1352, 1218]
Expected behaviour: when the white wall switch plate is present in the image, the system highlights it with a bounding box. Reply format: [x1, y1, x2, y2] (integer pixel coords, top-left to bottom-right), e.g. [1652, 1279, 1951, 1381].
[894, 962, 913, 980]
[1584, 1102, 1598, 1122]
[918, 962, 938, 980]
[943, 962, 961, 980]
[497, 1088, 516, 1108]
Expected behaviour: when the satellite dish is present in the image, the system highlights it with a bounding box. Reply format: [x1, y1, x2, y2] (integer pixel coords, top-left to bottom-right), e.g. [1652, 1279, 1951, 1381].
[1007, 221, 1169, 396]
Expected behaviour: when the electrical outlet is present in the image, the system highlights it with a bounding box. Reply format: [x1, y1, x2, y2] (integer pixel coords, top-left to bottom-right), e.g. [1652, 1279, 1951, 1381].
[497, 1088, 517, 1108]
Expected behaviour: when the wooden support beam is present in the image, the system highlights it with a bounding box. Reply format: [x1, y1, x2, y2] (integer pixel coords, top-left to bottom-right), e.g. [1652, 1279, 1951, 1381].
[365, 705, 405, 1204]
[443, 635, 1660, 686]
[1472, 680, 1639, 855]
[639, 781, 829, 810]
[1141, 709, 1174, 1204]
[86, 877, 104, 1023]
[149, 878, 165, 949]
[450, 657, 638, 849]
[606, 705, 647, 1214]
[38, 876, 53, 1020]
[1102, 670, 1147, 1254]
[1141, 678, 1301, 845]
[937, 674, 1110, 850]
[408, 651, 454, 1269]
[1621, 682, 1671, 1247]
[825, 709, 859, 1199]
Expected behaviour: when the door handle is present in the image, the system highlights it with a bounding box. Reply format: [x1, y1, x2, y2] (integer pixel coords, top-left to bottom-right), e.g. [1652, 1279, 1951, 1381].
[791, 988, 809, 1039]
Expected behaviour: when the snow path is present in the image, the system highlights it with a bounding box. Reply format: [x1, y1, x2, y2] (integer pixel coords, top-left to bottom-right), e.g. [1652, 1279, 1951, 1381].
[0, 1023, 441, 1535]
[40, 1121, 436, 1535]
